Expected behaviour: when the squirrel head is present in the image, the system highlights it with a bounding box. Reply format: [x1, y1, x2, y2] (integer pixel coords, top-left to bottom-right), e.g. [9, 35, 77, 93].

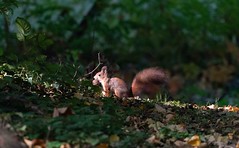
[92, 66, 109, 85]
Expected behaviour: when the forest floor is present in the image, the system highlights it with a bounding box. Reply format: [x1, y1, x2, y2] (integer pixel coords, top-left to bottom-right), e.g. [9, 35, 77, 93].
[1, 65, 239, 148]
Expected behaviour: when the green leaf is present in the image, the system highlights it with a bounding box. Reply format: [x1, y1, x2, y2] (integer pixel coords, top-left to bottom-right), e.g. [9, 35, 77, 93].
[37, 33, 53, 49]
[16, 32, 25, 41]
[15, 17, 31, 41]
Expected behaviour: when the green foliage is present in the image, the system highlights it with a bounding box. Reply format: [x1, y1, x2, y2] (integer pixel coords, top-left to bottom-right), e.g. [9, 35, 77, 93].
[0, 0, 18, 15]
[15, 17, 31, 41]
[15, 16, 53, 54]
[1, 0, 239, 69]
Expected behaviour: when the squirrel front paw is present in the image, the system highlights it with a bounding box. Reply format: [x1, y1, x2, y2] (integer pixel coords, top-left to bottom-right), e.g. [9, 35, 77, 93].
[102, 90, 111, 97]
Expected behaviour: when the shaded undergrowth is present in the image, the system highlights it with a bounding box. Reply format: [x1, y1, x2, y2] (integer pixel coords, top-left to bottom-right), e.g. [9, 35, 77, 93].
[0, 64, 239, 147]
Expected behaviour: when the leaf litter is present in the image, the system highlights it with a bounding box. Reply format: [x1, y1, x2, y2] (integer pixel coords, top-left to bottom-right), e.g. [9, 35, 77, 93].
[1, 67, 239, 147]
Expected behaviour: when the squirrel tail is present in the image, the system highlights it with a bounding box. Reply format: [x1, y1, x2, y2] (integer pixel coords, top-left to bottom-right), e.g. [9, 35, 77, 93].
[131, 67, 168, 98]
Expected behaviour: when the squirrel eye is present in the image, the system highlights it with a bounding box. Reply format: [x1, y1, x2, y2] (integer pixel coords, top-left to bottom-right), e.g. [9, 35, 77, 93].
[98, 74, 101, 76]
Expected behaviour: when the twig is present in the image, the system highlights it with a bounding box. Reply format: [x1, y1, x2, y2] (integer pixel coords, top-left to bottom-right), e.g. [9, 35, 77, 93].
[72, 65, 81, 80]
[85, 52, 103, 76]
[45, 126, 51, 146]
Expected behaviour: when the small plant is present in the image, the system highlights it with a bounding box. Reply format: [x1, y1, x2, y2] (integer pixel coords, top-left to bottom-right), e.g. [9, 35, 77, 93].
[15, 17, 53, 52]
[0, 0, 18, 15]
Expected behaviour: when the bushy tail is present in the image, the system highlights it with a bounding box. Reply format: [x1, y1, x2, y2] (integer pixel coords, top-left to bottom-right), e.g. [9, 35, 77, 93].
[131, 67, 168, 98]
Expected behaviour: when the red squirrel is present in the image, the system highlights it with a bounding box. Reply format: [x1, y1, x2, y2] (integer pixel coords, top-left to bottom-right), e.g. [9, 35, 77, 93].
[92, 66, 168, 98]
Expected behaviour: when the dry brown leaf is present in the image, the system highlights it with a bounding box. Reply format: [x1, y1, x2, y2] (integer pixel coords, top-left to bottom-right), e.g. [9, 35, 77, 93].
[96, 143, 108, 148]
[92, 100, 104, 106]
[146, 118, 155, 125]
[146, 135, 160, 144]
[84, 101, 91, 106]
[74, 91, 82, 99]
[221, 106, 239, 112]
[60, 143, 71, 148]
[53, 107, 75, 117]
[167, 124, 187, 132]
[216, 135, 229, 146]
[233, 120, 239, 126]
[176, 124, 187, 132]
[206, 135, 216, 144]
[174, 140, 187, 147]
[139, 104, 145, 110]
[109, 134, 120, 143]
[167, 124, 176, 131]
[199, 143, 208, 148]
[236, 141, 239, 148]
[165, 114, 175, 123]
[207, 104, 216, 109]
[24, 139, 46, 148]
[187, 135, 201, 147]
[155, 104, 166, 113]
[228, 133, 233, 140]
[24, 139, 33, 147]
[229, 106, 239, 112]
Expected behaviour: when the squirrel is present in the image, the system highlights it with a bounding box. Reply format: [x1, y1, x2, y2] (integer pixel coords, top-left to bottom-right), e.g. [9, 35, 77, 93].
[92, 66, 168, 98]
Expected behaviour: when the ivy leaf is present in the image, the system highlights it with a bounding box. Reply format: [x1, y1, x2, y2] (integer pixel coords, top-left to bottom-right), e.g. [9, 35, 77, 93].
[15, 17, 31, 41]
[16, 32, 25, 41]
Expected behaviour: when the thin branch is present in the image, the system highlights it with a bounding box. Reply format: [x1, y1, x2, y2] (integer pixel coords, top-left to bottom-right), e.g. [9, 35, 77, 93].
[72, 65, 81, 80]
[45, 126, 51, 146]
[85, 52, 102, 76]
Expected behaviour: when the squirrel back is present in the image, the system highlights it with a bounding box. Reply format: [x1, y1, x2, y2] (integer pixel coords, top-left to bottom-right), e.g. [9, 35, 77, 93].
[92, 66, 168, 98]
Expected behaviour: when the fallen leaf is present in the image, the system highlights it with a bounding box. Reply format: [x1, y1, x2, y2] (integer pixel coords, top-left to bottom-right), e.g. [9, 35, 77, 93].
[228, 133, 233, 140]
[109, 134, 120, 143]
[176, 124, 187, 132]
[53, 107, 75, 117]
[146, 135, 160, 144]
[92, 100, 104, 106]
[167, 124, 186, 132]
[74, 91, 82, 99]
[84, 101, 91, 106]
[199, 143, 208, 148]
[174, 140, 187, 147]
[165, 114, 174, 123]
[24, 139, 46, 148]
[236, 141, 239, 148]
[24, 138, 33, 147]
[206, 135, 216, 144]
[187, 135, 201, 147]
[146, 118, 155, 125]
[96, 143, 108, 148]
[139, 104, 145, 110]
[207, 104, 216, 109]
[233, 120, 239, 126]
[60, 143, 71, 148]
[155, 104, 166, 113]
[229, 106, 239, 112]
[216, 135, 229, 146]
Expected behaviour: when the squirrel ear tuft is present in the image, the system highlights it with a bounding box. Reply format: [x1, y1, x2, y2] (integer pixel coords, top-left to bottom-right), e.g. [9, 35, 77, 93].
[101, 66, 107, 71]
[101, 66, 107, 73]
